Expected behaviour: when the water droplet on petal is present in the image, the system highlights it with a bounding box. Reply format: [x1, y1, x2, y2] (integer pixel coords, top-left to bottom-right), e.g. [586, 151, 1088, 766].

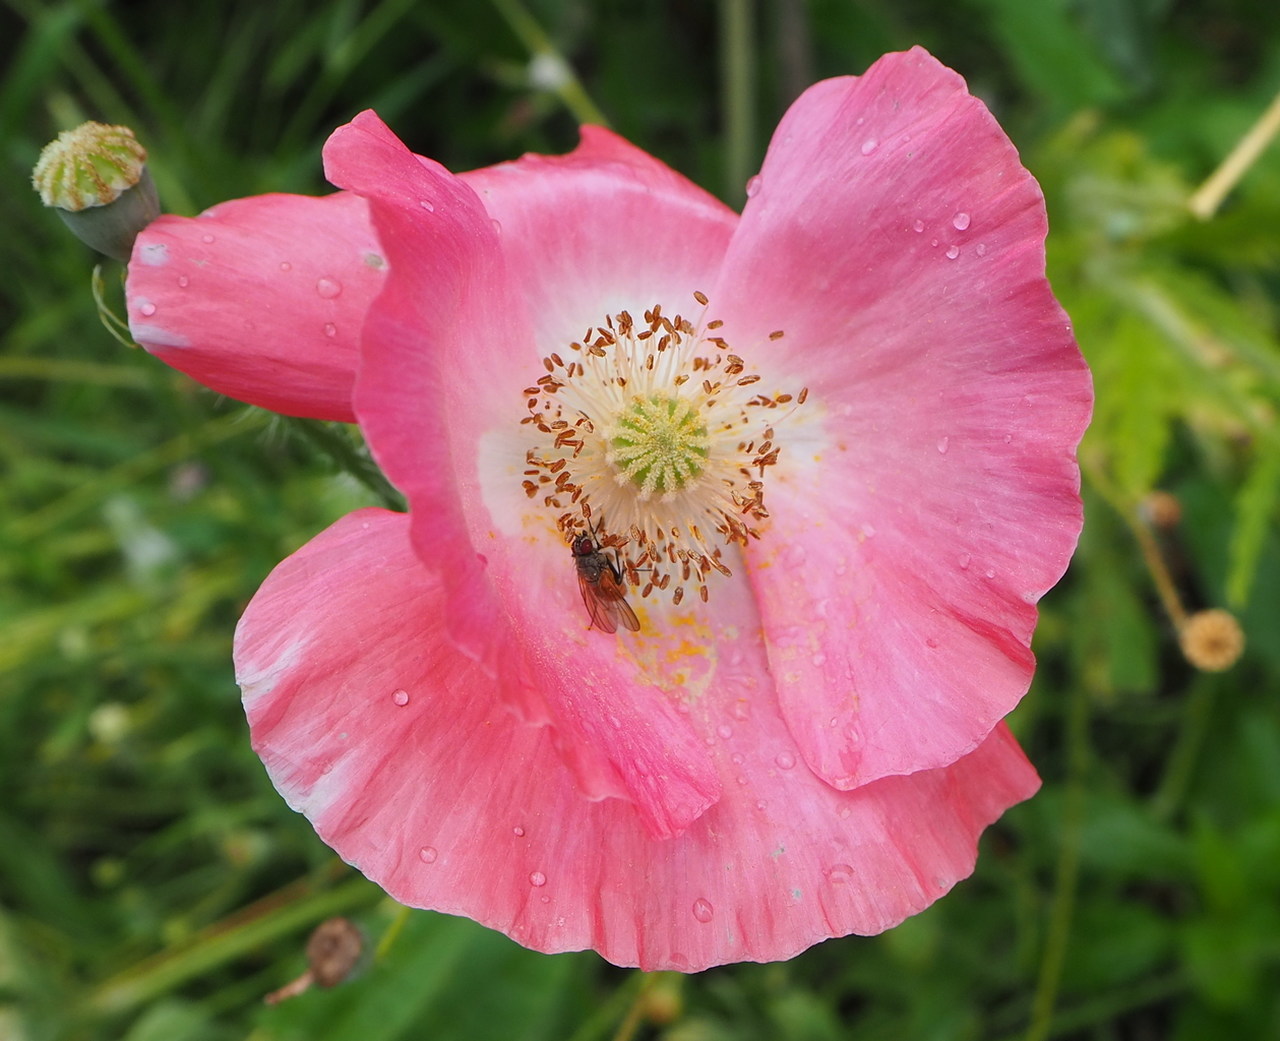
[812, 653, 827, 667]
[419, 198, 435, 212]
[926, 636, 939, 648]
[731, 752, 744, 765]
[755, 800, 767, 811]
[860, 139, 878, 156]
[279, 261, 292, 272]
[323, 323, 337, 338]
[200, 233, 215, 244]
[828, 863, 855, 884]
[1003, 433, 1013, 444]
[945, 245, 960, 260]
[912, 218, 925, 233]
[138, 300, 156, 317]
[931, 238, 939, 247]
[716, 724, 732, 740]
[392, 688, 409, 706]
[959, 553, 972, 570]
[513, 826, 525, 837]
[692, 898, 714, 922]
[985, 568, 996, 579]
[952, 212, 971, 231]
[775, 751, 796, 770]
[315, 276, 342, 299]
[418, 846, 438, 864]
[937, 436, 950, 454]
[745, 174, 762, 198]
[976, 243, 987, 257]
[491, 218, 502, 234]
[176, 275, 189, 288]
[529, 871, 547, 887]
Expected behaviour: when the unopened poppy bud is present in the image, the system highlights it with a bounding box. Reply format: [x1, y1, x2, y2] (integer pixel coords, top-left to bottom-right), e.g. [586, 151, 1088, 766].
[32, 122, 160, 262]
[305, 916, 364, 988]
[1179, 608, 1245, 672]
[262, 917, 364, 1005]
[1141, 490, 1182, 529]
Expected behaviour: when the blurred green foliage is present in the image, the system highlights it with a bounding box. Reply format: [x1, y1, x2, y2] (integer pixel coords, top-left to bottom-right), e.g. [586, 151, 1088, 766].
[3, 0, 1280, 1039]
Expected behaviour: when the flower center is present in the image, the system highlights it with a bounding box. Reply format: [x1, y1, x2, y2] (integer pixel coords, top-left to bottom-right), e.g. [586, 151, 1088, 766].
[611, 395, 708, 494]
[522, 295, 804, 607]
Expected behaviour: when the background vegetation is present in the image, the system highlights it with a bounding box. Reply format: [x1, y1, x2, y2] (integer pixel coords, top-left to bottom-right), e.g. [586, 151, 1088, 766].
[4, 0, 1280, 1038]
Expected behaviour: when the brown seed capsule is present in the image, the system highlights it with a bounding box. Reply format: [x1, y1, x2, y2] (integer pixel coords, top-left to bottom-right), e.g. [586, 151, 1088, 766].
[1179, 608, 1245, 672]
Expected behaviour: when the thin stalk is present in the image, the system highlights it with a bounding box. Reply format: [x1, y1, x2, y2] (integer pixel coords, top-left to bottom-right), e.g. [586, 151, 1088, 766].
[1023, 681, 1090, 1041]
[85, 873, 379, 1016]
[719, 0, 756, 200]
[1188, 87, 1280, 219]
[488, 0, 610, 126]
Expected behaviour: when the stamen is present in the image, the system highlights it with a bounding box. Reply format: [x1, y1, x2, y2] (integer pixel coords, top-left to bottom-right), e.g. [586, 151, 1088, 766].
[523, 295, 803, 607]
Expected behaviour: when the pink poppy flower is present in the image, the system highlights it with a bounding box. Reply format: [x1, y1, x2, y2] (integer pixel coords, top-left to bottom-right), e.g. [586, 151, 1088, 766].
[126, 47, 1090, 970]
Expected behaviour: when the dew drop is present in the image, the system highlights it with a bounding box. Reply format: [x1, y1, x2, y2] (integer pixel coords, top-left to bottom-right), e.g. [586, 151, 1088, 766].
[716, 723, 732, 740]
[1003, 433, 1013, 444]
[931, 238, 939, 247]
[745, 174, 762, 198]
[176, 275, 189, 288]
[323, 322, 337, 338]
[985, 568, 996, 579]
[419, 198, 435, 212]
[529, 871, 547, 887]
[775, 751, 796, 770]
[839, 807, 852, 819]
[959, 553, 972, 570]
[315, 276, 342, 299]
[279, 261, 292, 272]
[392, 688, 409, 706]
[926, 636, 939, 648]
[912, 218, 925, 233]
[513, 826, 525, 837]
[860, 138, 878, 156]
[975, 243, 987, 257]
[952, 212, 971, 231]
[491, 218, 502, 234]
[200, 233, 215, 244]
[692, 898, 714, 923]
[756, 800, 767, 811]
[828, 863, 855, 884]
[812, 653, 827, 667]
[138, 300, 156, 317]
[945, 245, 960, 260]
[418, 846, 438, 864]
[937, 436, 950, 454]
[731, 752, 745, 765]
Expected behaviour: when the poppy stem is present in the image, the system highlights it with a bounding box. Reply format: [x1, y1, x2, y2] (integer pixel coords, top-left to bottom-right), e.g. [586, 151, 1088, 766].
[488, 0, 611, 127]
[719, 0, 757, 201]
[1188, 86, 1280, 219]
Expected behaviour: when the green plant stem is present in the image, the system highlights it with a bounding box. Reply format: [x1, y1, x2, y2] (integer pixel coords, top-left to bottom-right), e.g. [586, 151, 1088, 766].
[85, 873, 380, 1016]
[719, 0, 756, 200]
[487, 0, 610, 126]
[1024, 682, 1090, 1041]
[1150, 674, 1217, 823]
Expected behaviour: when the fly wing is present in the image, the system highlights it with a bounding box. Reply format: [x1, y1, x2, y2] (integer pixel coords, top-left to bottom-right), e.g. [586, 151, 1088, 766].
[597, 567, 641, 632]
[578, 571, 619, 633]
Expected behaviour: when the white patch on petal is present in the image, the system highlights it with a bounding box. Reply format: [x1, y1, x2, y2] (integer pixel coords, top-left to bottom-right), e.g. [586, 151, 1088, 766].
[137, 242, 170, 266]
[237, 632, 310, 708]
[131, 323, 192, 349]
